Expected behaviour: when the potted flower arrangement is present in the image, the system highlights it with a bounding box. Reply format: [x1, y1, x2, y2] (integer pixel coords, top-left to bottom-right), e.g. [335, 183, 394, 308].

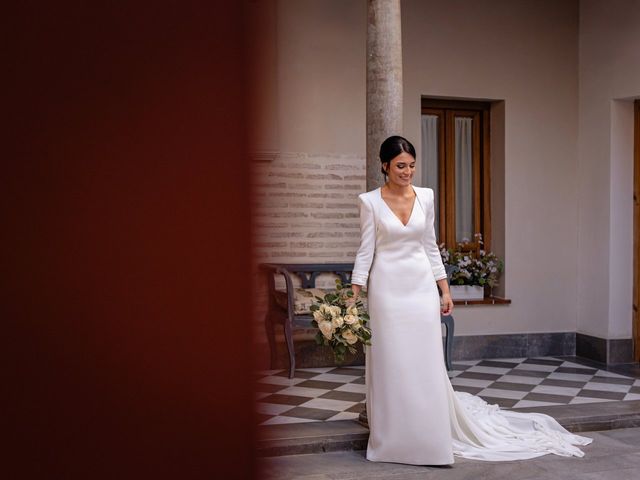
[439, 233, 504, 300]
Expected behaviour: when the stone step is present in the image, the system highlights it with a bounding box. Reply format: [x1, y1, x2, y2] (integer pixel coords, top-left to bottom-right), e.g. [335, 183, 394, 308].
[256, 400, 640, 457]
[258, 419, 369, 458]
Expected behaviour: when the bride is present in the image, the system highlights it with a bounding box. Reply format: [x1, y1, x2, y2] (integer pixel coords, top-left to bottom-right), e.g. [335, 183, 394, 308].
[350, 135, 593, 465]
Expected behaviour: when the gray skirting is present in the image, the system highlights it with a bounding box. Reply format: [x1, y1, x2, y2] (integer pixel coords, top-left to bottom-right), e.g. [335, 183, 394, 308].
[266, 331, 635, 370]
[453, 332, 634, 365]
[576, 332, 635, 364]
[452, 332, 576, 360]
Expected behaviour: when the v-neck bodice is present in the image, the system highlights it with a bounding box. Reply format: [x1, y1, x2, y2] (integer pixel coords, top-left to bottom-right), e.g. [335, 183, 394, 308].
[373, 187, 426, 261]
[378, 187, 418, 227]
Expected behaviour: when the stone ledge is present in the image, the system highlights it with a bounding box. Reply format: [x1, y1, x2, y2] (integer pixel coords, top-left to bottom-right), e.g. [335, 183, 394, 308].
[257, 420, 368, 457]
[256, 400, 640, 457]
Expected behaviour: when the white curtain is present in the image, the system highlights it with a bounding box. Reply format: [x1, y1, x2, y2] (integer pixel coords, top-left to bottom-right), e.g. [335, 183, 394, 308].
[421, 115, 439, 234]
[455, 117, 473, 242]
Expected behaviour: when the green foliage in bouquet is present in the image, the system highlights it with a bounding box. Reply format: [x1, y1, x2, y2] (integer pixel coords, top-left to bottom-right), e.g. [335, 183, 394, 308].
[439, 233, 504, 288]
[310, 279, 372, 364]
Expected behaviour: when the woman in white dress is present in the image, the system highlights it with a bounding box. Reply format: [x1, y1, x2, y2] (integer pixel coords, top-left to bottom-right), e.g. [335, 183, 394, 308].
[350, 136, 593, 465]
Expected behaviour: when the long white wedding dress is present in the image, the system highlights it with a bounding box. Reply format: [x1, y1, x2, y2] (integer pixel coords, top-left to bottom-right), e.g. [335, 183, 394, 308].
[351, 186, 593, 465]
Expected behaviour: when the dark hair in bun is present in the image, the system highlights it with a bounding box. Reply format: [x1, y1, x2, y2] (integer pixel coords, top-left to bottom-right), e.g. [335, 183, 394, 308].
[379, 135, 417, 177]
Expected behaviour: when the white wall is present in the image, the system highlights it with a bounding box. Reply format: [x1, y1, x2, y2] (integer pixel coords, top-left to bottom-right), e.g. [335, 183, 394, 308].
[402, 0, 579, 335]
[608, 101, 634, 338]
[578, 0, 640, 339]
[255, 0, 640, 340]
[275, 0, 367, 154]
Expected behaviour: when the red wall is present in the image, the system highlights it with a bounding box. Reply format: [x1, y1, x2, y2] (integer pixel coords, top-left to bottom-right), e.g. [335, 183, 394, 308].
[3, 2, 257, 478]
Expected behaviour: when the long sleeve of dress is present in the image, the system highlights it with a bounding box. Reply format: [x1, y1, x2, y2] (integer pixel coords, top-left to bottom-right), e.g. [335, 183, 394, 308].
[423, 188, 448, 281]
[351, 194, 376, 286]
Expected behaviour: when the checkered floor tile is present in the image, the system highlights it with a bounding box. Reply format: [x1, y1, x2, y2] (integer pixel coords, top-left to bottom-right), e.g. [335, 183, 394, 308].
[254, 357, 640, 426]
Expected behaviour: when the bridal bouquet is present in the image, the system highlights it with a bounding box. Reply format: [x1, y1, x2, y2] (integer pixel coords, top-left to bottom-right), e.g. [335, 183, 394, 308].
[310, 279, 372, 364]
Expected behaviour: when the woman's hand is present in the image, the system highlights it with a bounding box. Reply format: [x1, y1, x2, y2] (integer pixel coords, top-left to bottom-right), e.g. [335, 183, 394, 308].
[440, 292, 453, 315]
[435, 278, 453, 315]
[349, 284, 362, 306]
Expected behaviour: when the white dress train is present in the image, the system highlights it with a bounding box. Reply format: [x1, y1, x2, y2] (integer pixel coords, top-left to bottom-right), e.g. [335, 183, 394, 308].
[351, 186, 593, 465]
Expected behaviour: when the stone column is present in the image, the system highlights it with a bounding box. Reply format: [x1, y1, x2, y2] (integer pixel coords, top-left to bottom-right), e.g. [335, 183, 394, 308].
[366, 0, 403, 190]
[360, 0, 403, 428]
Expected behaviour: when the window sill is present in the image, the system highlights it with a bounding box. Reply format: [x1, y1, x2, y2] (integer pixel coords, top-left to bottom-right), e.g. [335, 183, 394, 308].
[452, 296, 511, 306]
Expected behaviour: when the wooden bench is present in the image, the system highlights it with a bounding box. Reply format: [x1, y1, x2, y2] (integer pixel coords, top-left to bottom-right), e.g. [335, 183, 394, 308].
[260, 262, 455, 378]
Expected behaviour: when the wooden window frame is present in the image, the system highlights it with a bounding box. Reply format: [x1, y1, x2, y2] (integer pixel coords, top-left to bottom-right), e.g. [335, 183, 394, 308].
[421, 98, 492, 252]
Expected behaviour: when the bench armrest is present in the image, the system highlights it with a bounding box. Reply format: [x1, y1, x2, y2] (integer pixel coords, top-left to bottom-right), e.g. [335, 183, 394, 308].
[260, 263, 296, 319]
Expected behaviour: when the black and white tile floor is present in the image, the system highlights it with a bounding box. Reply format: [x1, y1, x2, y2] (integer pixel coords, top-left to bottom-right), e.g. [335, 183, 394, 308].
[254, 356, 640, 426]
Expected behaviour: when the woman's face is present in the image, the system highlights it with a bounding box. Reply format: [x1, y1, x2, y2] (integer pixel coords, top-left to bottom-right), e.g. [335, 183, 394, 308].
[384, 152, 415, 187]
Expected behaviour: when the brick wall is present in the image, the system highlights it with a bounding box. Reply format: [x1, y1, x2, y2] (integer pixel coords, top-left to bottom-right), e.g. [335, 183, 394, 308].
[253, 151, 365, 268]
[251, 151, 366, 367]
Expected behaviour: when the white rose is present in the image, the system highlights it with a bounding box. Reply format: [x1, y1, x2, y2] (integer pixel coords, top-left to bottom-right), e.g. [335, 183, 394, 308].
[344, 314, 358, 325]
[346, 305, 358, 317]
[352, 322, 361, 331]
[329, 305, 342, 317]
[318, 320, 335, 340]
[313, 310, 324, 322]
[331, 316, 344, 328]
[342, 329, 358, 345]
[320, 304, 331, 316]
